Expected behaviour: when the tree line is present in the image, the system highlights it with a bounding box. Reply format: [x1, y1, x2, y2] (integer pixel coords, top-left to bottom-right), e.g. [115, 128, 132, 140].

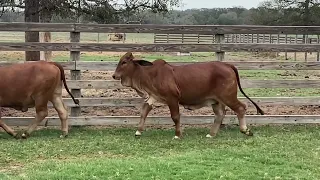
[1, 0, 320, 26]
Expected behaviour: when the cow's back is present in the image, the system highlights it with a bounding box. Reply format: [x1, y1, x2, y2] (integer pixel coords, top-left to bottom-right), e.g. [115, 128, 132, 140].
[0, 61, 60, 107]
[171, 61, 236, 103]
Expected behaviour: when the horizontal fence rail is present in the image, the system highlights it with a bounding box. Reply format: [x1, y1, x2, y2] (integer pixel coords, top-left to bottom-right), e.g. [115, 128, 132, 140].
[2, 23, 320, 35]
[1, 43, 320, 52]
[74, 61, 320, 71]
[2, 115, 320, 126]
[59, 97, 320, 107]
[4, 61, 320, 71]
[65, 79, 320, 89]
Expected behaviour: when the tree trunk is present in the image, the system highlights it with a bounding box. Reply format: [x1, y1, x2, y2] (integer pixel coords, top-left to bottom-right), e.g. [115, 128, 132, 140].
[39, 1, 52, 61]
[25, 0, 40, 61]
[303, 0, 311, 25]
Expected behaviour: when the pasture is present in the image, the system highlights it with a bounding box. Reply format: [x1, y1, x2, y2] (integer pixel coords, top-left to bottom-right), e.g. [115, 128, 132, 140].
[1, 125, 320, 179]
[1, 26, 320, 179]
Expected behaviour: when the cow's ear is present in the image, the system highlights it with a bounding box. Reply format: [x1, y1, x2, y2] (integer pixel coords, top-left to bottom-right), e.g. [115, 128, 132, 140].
[121, 52, 134, 60]
[134, 60, 153, 66]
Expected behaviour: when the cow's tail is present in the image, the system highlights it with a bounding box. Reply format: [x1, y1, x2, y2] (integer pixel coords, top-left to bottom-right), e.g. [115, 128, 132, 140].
[228, 64, 264, 115]
[51, 62, 80, 105]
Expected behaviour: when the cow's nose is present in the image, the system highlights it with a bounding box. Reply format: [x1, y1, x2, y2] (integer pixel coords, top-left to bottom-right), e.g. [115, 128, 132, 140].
[112, 74, 116, 79]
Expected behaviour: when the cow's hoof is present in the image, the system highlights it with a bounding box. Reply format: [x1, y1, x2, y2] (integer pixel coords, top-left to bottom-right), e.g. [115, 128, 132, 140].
[59, 134, 68, 138]
[21, 132, 29, 139]
[241, 129, 253, 136]
[206, 134, 214, 138]
[172, 136, 181, 140]
[135, 130, 142, 137]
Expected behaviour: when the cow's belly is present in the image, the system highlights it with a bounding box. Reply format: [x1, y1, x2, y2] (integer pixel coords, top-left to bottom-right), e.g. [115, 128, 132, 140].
[180, 99, 218, 110]
[0, 96, 35, 112]
[144, 94, 219, 111]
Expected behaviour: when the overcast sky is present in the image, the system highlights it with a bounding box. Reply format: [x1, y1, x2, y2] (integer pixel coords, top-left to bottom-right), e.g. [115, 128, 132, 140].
[174, 0, 265, 10]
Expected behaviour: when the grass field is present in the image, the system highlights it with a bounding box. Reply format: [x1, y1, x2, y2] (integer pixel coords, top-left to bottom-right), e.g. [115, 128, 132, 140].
[1, 125, 320, 180]
[1, 31, 320, 179]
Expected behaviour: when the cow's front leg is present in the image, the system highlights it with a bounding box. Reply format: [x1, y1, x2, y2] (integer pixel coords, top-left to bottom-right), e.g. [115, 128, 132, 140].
[135, 103, 152, 136]
[168, 100, 181, 139]
[206, 103, 226, 138]
[0, 119, 18, 138]
[22, 105, 48, 139]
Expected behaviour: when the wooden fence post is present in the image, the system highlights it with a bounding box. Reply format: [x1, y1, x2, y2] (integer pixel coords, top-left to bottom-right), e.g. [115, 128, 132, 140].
[294, 34, 297, 61]
[70, 32, 81, 117]
[285, 34, 288, 60]
[317, 35, 320, 61]
[215, 34, 225, 61]
[304, 34, 308, 62]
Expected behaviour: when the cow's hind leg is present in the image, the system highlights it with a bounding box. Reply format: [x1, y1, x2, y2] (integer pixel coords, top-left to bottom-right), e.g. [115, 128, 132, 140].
[0, 119, 18, 138]
[168, 99, 181, 139]
[206, 103, 226, 138]
[135, 103, 152, 136]
[21, 99, 49, 138]
[225, 99, 252, 136]
[50, 95, 68, 138]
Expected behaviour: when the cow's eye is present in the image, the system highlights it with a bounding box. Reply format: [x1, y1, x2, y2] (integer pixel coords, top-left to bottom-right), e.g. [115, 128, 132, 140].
[121, 61, 127, 65]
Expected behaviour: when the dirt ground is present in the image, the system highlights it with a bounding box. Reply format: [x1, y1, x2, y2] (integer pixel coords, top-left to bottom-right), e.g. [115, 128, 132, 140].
[1, 69, 320, 118]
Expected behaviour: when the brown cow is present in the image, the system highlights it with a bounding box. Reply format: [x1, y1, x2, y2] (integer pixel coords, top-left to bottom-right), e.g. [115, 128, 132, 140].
[0, 61, 79, 139]
[112, 52, 264, 139]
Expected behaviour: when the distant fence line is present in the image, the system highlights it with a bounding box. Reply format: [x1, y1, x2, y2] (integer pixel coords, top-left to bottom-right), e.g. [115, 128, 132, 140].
[1, 22, 320, 126]
[154, 33, 320, 44]
[154, 33, 320, 61]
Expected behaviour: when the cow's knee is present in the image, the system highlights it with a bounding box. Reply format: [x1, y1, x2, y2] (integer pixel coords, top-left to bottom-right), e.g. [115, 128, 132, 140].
[37, 109, 48, 119]
[171, 113, 180, 123]
[58, 108, 68, 121]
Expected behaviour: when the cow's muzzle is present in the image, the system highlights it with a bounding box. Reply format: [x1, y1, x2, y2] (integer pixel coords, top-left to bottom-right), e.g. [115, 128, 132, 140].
[112, 74, 121, 80]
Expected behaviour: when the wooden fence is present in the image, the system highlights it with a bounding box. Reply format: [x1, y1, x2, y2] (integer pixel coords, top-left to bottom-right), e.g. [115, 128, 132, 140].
[154, 33, 320, 61]
[154, 33, 320, 44]
[1, 23, 320, 127]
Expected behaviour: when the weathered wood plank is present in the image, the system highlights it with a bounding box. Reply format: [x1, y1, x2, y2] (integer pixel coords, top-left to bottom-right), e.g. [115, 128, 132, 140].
[75, 61, 320, 71]
[0, 22, 75, 32]
[1, 23, 320, 35]
[59, 97, 320, 107]
[3, 115, 320, 126]
[215, 34, 225, 61]
[66, 79, 320, 89]
[155, 34, 214, 37]
[70, 32, 81, 117]
[1, 43, 320, 52]
[221, 43, 320, 52]
[0, 61, 75, 70]
[62, 24, 320, 35]
[0, 42, 220, 52]
[154, 40, 214, 44]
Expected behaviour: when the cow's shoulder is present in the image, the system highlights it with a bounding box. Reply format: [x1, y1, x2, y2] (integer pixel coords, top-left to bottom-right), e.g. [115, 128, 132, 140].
[151, 61, 180, 97]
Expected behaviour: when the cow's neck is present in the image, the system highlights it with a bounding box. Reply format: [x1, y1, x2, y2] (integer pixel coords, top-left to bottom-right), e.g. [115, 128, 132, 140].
[131, 66, 155, 98]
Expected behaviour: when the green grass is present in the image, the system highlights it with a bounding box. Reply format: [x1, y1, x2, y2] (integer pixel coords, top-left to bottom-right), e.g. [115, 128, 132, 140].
[0, 32, 155, 43]
[1, 126, 320, 179]
[50, 52, 217, 62]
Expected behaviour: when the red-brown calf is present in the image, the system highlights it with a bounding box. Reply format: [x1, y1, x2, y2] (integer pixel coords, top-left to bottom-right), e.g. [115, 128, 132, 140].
[0, 61, 79, 139]
[112, 52, 264, 139]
